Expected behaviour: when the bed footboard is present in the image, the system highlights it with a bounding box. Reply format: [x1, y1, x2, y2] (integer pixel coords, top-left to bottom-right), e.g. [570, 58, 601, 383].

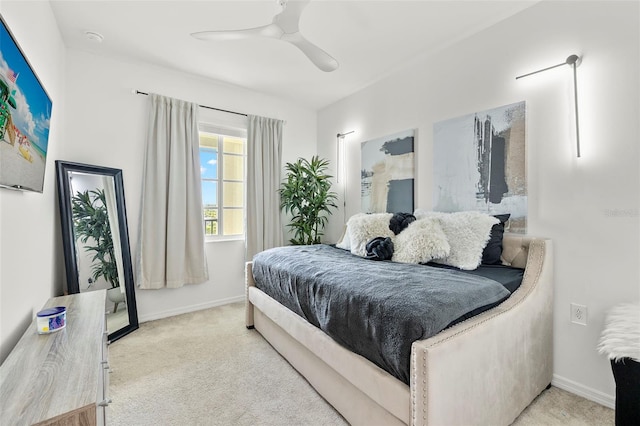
[410, 235, 553, 425]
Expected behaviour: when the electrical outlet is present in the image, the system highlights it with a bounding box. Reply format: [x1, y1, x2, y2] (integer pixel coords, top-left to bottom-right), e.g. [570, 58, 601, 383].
[570, 303, 588, 326]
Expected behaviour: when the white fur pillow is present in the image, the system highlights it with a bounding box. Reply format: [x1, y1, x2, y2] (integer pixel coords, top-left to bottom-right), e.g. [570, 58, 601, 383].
[346, 213, 394, 257]
[335, 225, 351, 250]
[415, 211, 499, 270]
[392, 218, 450, 264]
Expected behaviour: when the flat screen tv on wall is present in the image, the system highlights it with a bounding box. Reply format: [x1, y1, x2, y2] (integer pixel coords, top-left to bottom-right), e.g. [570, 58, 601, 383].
[0, 14, 52, 193]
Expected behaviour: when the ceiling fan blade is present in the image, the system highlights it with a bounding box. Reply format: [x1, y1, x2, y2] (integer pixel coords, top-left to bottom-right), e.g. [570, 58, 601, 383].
[282, 32, 339, 72]
[191, 1, 338, 72]
[274, 0, 311, 33]
[191, 24, 282, 41]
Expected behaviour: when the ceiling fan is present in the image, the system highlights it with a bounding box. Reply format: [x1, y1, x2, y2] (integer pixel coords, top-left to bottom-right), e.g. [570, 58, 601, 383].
[191, 0, 339, 72]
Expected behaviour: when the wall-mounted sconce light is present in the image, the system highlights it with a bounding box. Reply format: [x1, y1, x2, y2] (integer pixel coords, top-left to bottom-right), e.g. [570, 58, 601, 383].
[336, 131, 354, 225]
[336, 131, 354, 184]
[516, 54, 582, 157]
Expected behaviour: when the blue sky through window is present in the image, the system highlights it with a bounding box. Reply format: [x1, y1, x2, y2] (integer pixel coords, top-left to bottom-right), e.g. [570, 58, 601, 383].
[200, 148, 217, 178]
[200, 148, 218, 206]
[202, 181, 217, 206]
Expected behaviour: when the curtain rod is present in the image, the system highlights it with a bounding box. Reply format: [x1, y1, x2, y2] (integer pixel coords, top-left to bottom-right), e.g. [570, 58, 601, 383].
[134, 90, 247, 117]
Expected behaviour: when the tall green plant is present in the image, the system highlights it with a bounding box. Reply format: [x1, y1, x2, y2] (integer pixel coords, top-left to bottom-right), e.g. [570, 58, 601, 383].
[71, 189, 119, 288]
[279, 156, 338, 245]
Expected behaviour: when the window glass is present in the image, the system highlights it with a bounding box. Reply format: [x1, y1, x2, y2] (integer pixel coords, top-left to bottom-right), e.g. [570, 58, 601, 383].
[202, 181, 218, 207]
[204, 219, 218, 236]
[223, 155, 243, 181]
[223, 136, 244, 154]
[223, 209, 243, 236]
[199, 130, 245, 239]
[200, 149, 218, 180]
[223, 182, 243, 208]
[200, 133, 218, 149]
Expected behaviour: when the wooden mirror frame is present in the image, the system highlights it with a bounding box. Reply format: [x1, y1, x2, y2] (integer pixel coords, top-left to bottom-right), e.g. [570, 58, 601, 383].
[55, 160, 138, 342]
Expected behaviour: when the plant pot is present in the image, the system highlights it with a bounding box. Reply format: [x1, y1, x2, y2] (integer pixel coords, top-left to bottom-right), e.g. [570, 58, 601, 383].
[107, 287, 125, 313]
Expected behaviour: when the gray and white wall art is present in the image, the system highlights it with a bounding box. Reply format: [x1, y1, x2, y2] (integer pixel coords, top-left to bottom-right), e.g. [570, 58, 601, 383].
[433, 101, 527, 232]
[361, 129, 415, 214]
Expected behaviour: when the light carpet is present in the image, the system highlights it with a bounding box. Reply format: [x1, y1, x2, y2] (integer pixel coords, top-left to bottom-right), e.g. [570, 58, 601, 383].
[108, 302, 614, 425]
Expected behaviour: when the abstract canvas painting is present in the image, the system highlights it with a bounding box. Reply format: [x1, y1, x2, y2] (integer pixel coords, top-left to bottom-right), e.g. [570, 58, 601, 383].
[433, 101, 526, 232]
[361, 129, 414, 213]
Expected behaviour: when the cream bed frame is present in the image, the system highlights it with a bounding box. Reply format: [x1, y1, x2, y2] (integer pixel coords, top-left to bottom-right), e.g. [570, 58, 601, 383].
[245, 234, 553, 425]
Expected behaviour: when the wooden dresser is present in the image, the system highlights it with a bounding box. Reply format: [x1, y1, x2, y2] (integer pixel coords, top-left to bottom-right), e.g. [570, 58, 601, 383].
[0, 290, 110, 425]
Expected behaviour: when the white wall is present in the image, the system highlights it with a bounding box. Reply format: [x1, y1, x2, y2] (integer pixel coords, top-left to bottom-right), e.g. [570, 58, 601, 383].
[0, 1, 67, 363]
[318, 1, 639, 407]
[1, 8, 316, 361]
[59, 49, 317, 323]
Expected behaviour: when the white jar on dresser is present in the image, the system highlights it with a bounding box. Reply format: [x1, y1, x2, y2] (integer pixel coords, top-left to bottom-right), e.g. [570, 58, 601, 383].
[0, 290, 110, 425]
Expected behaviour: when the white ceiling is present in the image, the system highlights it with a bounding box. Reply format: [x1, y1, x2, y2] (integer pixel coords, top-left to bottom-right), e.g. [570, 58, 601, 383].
[50, 0, 537, 110]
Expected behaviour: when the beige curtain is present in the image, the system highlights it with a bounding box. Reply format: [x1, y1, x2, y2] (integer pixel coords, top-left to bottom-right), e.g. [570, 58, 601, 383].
[136, 94, 208, 289]
[246, 115, 284, 259]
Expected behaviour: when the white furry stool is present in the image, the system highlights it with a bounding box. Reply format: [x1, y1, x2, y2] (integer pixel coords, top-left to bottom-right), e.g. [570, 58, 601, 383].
[598, 303, 640, 426]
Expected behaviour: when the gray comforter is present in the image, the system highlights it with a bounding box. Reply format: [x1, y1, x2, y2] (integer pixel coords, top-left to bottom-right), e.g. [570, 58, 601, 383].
[252, 244, 511, 384]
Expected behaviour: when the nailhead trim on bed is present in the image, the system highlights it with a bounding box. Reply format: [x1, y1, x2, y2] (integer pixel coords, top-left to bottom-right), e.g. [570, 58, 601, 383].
[409, 239, 546, 425]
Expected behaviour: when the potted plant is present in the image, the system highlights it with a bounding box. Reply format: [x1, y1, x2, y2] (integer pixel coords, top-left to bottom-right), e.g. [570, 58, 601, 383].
[72, 189, 119, 287]
[279, 156, 338, 245]
[71, 189, 124, 311]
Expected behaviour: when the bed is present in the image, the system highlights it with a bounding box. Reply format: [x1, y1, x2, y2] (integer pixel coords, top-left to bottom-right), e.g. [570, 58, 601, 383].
[245, 232, 553, 425]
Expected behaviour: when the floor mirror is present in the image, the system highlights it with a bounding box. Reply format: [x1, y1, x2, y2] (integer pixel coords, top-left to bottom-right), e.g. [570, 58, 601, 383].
[55, 160, 138, 342]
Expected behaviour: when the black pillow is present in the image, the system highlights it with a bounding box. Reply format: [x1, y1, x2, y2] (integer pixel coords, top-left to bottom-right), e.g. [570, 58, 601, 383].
[365, 237, 394, 261]
[389, 212, 416, 235]
[482, 214, 510, 265]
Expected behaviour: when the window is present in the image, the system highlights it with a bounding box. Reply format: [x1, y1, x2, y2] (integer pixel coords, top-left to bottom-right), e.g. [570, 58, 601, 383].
[199, 127, 246, 239]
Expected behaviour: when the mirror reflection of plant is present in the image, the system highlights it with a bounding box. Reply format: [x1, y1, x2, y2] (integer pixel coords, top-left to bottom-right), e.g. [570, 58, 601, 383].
[279, 156, 338, 245]
[71, 189, 119, 288]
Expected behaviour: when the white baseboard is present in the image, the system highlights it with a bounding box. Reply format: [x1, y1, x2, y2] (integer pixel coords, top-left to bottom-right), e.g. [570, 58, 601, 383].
[552, 374, 615, 409]
[138, 295, 245, 323]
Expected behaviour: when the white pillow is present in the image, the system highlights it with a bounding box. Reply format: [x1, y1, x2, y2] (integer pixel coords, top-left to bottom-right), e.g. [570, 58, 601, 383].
[392, 218, 450, 264]
[416, 211, 499, 270]
[413, 208, 429, 220]
[346, 213, 394, 257]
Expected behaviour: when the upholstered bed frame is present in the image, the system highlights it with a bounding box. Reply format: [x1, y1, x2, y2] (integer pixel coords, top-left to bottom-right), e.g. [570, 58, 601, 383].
[245, 234, 553, 425]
